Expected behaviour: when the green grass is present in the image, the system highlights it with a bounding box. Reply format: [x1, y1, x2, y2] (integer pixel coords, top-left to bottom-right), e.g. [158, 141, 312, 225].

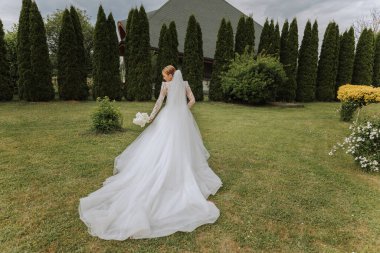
[0, 100, 379, 252]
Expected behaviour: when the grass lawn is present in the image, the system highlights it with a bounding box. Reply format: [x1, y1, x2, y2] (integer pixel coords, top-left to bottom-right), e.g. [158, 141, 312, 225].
[0, 100, 379, 252]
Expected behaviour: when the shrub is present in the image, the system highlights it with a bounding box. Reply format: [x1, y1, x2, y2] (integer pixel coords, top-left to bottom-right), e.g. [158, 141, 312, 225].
[329, 119, 380, 173]
[220, 52, 287, 105]
[91, 96, 123, 133]
[339, 101, 360, 122]
[337, 84, 380, 122]
[337, 84, 380, 104]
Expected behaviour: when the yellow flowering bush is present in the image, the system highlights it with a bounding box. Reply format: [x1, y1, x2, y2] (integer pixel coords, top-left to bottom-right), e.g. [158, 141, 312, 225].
[337, 84, 380, 104]
[337, 84, 380, 121]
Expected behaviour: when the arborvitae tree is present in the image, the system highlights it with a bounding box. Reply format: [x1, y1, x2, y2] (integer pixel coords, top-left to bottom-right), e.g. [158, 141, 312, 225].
[272, 22, 281, 57]
[0, 19, 12, 101]
[352, 28, 375, 85]
[258, 18, 270, 55]
[308, 20, 319, 101]
[316, 22, 340, 101]
[155, 24, 168, 99]
[70, 6, 88, 100]
[92, 7, 123, 100]
[168, 21, 179, 67]
[106, 13, 122, 100]
[296, 20, 313, 101]
[27, 1, 54, 101]
[4, 26, 18, 92]
[92, 5, 109, 99]
[286, 18, 299, 101]
[277, 18, 298, 102]
[183, 15, 203, 101]
[134, 6, 152, 101]
[209, 19, 234, 101]
[334, 23, 341, 98]
[280, 19, 289, 65]
[235, 16, 246, 55]
[58, 9, 81, 100]
[374, 32, 380, 86]
[123, 8, 135, 100]
[225, 21, 235, 60]
[154, 21, 179, 99]
[245, 16, 255, 54]
[336, 27, 355, 87]
[125, 8, 140, 100]
[298, 20, 319, 102]
[196, 22, 204, 101]
[17, 0, 32, 100]
[267, 19, 276, 54]
[209, 18, 227, 101]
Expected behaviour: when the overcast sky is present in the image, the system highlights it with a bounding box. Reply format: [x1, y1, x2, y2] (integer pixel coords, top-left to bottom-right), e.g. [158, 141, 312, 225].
[0, 0, 379, 42]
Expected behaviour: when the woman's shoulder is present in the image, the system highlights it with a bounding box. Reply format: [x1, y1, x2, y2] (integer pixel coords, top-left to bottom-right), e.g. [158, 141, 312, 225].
[162, 81, 170, 90]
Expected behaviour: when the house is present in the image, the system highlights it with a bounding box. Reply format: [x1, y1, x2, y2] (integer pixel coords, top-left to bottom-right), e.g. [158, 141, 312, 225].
[117, 0, 263, 82]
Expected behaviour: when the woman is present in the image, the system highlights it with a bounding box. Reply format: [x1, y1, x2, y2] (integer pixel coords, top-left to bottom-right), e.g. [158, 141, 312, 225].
[78, 65, 223, 240]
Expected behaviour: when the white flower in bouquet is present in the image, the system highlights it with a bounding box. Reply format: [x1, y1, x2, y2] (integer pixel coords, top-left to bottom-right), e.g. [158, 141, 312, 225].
[133, 112, 150, 127]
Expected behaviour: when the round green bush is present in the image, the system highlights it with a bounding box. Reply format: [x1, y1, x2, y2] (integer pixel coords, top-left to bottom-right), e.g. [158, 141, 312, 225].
[220, 52, 287, 104]
[91, 96, 123, 133]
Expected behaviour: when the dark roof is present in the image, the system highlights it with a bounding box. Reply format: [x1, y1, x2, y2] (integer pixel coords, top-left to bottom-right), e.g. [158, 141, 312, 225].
[118, 0, 263, 60]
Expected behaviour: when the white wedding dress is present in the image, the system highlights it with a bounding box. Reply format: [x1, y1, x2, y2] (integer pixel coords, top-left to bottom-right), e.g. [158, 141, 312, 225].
[78, 70, 223, 240]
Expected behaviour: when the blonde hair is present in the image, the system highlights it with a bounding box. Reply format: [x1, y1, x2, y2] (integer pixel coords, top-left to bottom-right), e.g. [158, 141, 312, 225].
[162, 65, 176, 77]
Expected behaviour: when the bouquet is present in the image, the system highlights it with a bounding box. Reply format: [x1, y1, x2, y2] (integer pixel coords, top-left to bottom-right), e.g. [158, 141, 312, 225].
[133, 112, 150, 127]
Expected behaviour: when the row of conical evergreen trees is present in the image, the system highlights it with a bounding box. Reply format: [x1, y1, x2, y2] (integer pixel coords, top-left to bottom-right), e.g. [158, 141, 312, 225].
[209, 15, 380, 102]
[313, 21, 379, 101]
[1, 3, 380, 102]
[0, 0, 121, 101]
[14, 0, 55, 101]
[123, 7, 206, 101]
[154, 15, 257, 102]
[51, 3, 122, 101]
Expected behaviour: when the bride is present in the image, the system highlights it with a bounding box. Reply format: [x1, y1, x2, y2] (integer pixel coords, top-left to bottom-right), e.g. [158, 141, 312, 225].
[78, 65, 223, 240]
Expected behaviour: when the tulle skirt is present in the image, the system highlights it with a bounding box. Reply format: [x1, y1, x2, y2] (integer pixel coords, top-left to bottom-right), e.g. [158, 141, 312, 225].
[78, 105, 223, 240]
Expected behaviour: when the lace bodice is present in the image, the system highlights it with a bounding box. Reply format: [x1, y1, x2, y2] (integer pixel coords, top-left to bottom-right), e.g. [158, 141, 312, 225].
[148, 81, 195, 122]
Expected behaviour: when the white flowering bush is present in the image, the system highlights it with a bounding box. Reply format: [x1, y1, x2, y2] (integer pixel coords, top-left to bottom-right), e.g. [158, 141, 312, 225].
[329, 119, 380, 172]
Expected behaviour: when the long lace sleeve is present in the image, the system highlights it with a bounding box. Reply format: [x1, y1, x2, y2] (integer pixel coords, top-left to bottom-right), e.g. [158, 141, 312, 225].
[149, 82, 167, 122]
[185, 81, 195, 109]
